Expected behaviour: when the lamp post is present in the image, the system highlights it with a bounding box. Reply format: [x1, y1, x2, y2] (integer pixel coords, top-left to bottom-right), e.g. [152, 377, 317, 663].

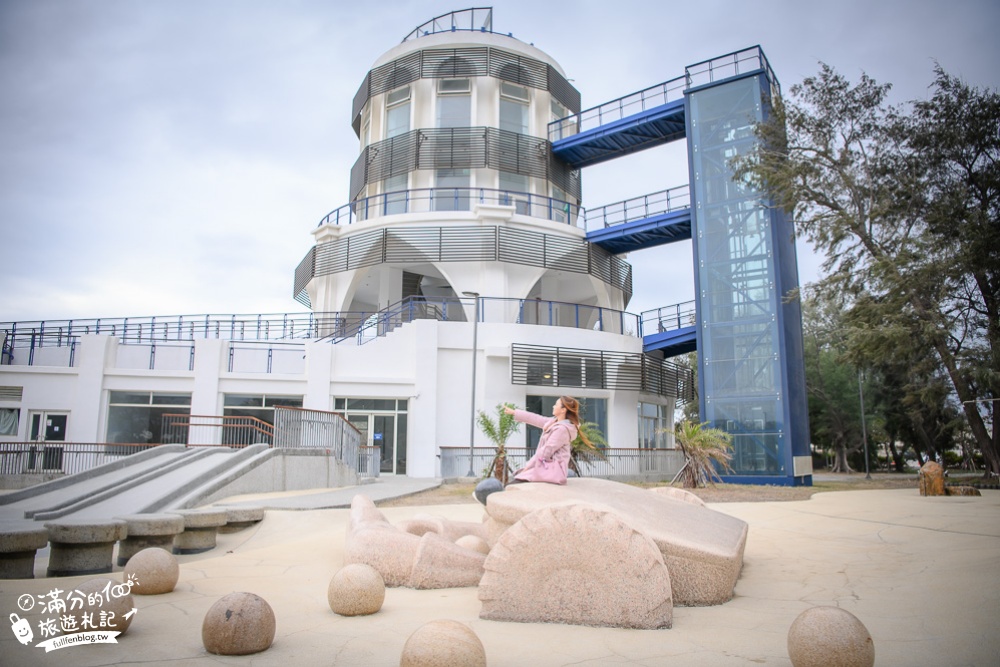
[858, 370, 871, 480]
[462, 291, 480, 477]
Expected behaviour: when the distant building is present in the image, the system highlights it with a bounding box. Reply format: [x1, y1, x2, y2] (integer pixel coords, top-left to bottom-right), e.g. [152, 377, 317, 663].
[1, 8, 809, 485]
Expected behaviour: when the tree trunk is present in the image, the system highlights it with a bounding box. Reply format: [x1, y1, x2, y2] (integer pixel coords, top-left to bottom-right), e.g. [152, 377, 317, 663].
[831, 445, 854, 473]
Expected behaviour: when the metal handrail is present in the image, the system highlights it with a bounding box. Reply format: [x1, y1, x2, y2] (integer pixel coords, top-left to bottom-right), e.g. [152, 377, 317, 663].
[641, 301, 696, 335]
[584, 185, 690, 232]
[548, 46, 778, 142]
[317, 186, 583, 229]
[321, 295, 644, 346]
[401, 7, 496, 42]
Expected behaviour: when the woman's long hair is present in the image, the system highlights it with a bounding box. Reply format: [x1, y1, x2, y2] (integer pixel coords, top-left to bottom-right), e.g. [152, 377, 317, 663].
[559, 396, 592, 447]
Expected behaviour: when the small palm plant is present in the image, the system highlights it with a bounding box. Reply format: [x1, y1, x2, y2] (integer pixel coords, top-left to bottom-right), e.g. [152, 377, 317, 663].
[477, 403, 519, 483]
[569, 421, 607, 476]
[672, 420, 734, 488]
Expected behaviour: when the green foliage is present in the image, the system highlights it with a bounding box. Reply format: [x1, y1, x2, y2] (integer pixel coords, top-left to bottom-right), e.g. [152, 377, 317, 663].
[672, 421, 734, 488]
[476, 403, 519, 482]
[734, 63, 999, 475]
[569, 420, 607, 475]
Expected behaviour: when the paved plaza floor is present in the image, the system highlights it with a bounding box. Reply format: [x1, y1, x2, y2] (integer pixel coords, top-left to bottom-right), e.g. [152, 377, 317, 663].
[1, 485, 998, 666]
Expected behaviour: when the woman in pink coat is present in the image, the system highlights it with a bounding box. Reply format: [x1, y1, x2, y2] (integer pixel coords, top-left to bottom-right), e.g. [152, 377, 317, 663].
[505, 395, 587, 485]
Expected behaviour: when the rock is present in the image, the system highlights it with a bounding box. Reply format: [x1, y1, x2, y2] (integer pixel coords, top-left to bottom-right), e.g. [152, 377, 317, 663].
[44, 518, 128, 577]
[61, 577, 136, 636]
[484, 478, 747, 606]
[400, 620, 486, 667]
[0, 521, 49, 579]
[172, 508, 229, 554]
[918, 461, 946, 496]
[455, 535, 490, 555]
[479, 503, 672, 629]
[649, 486, 706, 507]
[328, 563, 385, 616]
[344, 495, 486, 589]
[115, 513, 185, 566]
[123, 547, 179, 595]
[787, 606, 874, 667]
[202, 592, 275, 656]
[945, 485, 982, 496]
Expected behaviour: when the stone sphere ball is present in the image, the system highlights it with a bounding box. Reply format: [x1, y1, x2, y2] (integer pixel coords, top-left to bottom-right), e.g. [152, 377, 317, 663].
[63, 577, 135, 635]
[328, 563, 385, 616]
[455, 535, 490, 555]
[400, 619, 486, 667]
[788, 606, 874, 667]
[124, 547, 179, 595]
[202, 592, 276, 656]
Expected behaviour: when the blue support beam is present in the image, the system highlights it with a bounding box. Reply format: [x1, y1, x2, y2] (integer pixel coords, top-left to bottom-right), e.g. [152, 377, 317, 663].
[643, 325, 697, 358]
[552, 98, 687, 169]
[585, 208, 691, 255]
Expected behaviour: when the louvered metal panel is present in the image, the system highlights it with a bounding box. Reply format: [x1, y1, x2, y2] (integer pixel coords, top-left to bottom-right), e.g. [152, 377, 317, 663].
[439, 226, 497, 261]
[511, 344, 692, 399]
[293, 247, 316, 306]
[497, 226, 546, 267]
[351, 46, 582, 137]
[489, 49, 547, 89]
[421, 47, 489, 78]
[415, 127, 489, 170]
[548, 67, 581, 113]
[544, 234, 589, 273]
[301, 226, 633, 299]
[350, 127, 579, 201]
[368, 51, 422, 95]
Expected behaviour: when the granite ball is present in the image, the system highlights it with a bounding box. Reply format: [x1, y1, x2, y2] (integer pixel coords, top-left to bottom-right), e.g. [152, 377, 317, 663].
[328, 563, 385, 616]
[64, 577, 136, 635]
[400, 619, 486, 667]
[202, 592, 276, 656]
[123, 547, 179, 595]
[788, 606, 874, 667]
[455, 535, 490, 555]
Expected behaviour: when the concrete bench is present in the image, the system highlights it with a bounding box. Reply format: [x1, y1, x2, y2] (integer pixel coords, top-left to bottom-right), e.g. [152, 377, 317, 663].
[171, 509, 229, 555]
[115, 513, 186, 566]
[44, 518, 128, 577]
[0, 521, 50, 579]
[218, 506, 266, 533]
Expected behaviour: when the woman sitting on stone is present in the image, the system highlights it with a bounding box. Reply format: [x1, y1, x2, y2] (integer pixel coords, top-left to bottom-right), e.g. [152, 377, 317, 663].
[506, 396, 590, 485]
[475, 396, 589, 504]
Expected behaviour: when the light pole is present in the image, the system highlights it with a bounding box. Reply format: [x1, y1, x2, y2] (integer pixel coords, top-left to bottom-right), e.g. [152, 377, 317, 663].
[858, 370, 871, 480]
[463, 291, 480, 477]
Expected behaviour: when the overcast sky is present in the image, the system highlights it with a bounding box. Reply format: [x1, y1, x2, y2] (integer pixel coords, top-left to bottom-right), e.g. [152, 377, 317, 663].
[1, 0, 997, 324]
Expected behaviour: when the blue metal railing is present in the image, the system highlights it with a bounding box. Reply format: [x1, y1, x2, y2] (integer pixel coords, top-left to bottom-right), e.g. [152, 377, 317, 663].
[548, 46, 778, 142]
[321, 295, 644, 346]
[402, 8, 497, 42]
[584, 185, 690, 232]
[549, 74, 687, 142]
[317, 187, 583, 229]
[641, 301, 696, 335]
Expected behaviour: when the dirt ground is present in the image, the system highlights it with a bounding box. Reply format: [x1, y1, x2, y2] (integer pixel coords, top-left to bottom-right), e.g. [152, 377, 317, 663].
[376, 471, 941, 507]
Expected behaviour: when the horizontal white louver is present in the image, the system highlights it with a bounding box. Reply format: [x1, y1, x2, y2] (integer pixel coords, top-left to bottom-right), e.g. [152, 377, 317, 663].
[0, 386, 24, 401]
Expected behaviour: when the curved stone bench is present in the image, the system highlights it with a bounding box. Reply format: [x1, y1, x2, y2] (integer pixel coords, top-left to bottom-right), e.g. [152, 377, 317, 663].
[171, 508, 229, 555]
[218, 506, 266, 534]
[44, 518, 128, 577]
[115, 513, 186, 566]
[0, 521, 50, 579]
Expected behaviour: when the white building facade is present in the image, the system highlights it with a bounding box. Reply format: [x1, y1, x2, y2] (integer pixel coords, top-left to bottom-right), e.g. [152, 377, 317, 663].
[1, 10, 690, 480]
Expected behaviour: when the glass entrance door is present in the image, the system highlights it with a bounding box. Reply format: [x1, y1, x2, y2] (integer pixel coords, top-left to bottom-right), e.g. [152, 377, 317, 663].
[27, 411, 67, 472]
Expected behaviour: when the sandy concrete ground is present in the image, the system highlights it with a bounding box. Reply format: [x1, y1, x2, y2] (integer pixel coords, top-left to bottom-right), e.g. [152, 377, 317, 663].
[2, 488, 998, 666]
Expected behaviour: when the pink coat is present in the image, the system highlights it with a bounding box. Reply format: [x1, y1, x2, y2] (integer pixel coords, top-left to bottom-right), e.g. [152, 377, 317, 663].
[511, 409, 577, 484]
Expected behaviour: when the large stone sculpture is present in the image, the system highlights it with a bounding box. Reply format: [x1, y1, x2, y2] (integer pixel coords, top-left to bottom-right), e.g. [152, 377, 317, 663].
[344, 495, 486, 589]
[479, 503, 673, 629]
[481, 478, 748, 607]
